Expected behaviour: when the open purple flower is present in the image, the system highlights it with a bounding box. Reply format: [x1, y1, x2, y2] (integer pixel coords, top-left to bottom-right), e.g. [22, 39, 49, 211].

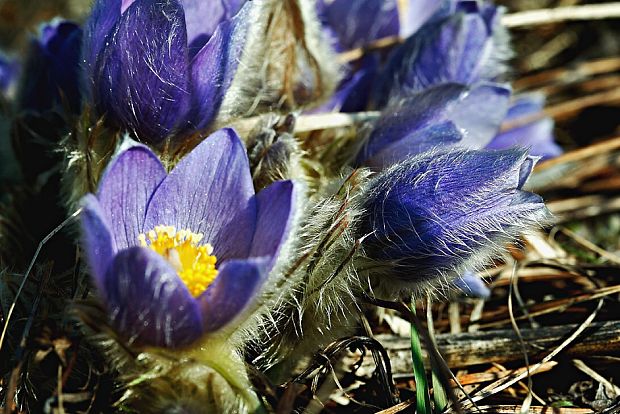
[84, 0, 250, 145]
[18, 19, 82, 113]
[358, 148, 550, 284]
[80, 128, 296, 348]
[372, 0, 507, 108]
[357, 82, 510, 168]
[487, 94, 562, 160]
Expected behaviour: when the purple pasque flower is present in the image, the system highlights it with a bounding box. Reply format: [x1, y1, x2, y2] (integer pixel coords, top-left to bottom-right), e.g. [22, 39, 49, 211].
[358, 148, 550, 284]
[372, 0, 507, 108]
[487, 94, 562, 160]
[314, 0, 437, 113]
[84, 0, 249, 145]
[18, 19, 82, 113]
[80, 128, 296, 348]
[356, 82, 511, 168]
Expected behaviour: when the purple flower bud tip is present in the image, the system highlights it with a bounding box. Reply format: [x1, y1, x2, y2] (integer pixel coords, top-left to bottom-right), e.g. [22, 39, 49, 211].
[359, 148, 551, 285]
[85, 0, 251, 144]
[80, 128, 296, 348]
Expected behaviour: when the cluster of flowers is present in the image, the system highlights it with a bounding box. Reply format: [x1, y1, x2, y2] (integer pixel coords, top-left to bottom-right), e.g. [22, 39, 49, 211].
[5, 0, 559, 411]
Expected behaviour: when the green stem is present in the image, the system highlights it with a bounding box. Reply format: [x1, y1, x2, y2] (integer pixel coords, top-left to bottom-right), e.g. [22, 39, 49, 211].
[410, 301, 431, 414]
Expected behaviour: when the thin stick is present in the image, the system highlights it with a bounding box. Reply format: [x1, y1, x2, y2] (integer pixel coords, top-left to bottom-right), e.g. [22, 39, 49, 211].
[536, 135, 620, 170]
[461, 298, 604, 408]
[557, 227, 620, 266]
[294, 112, 381, 132]
[0, 208, 83, 354]
[501, 3, 620, 28]
[572, 359, 620, 396]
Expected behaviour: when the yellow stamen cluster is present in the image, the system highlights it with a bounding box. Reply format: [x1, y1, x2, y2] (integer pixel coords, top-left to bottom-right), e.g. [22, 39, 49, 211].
[138, 225, 218, 297]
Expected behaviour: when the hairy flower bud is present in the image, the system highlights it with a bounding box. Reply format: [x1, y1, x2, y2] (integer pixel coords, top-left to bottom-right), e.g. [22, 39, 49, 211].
[18, 19, 82, 113]
[357, 148, 551, 297]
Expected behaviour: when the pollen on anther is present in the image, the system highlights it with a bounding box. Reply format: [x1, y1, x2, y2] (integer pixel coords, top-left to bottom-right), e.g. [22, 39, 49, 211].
[138, 225, 218, 297]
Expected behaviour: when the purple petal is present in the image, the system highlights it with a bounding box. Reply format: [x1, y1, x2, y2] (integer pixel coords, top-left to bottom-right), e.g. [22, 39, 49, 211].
[323, 0, 399, 50]
[83, 0, 121, 79]
[93, 0, 190, 144]
[314, 55, 378, 113]
[121, 0, 136, 13]
[450, 82, 511, 148]
[250, 180, 296, 264]
[373, 11, 492, 107]
[454, 271, 491, 298]
[180, 0, 245, 52]
[363, 121, 463, 169]
[361, 84, 468, 163]
[103, 247, 204, 348]
[144, 128, 256, 261]
[487, 95, 562, 160]
[188, 2, 251, 130]
[198, 257, 269, 332]
[400, 0, 442, 37]
[80, 195, 115, 291]
[97, 144, 166, 251]
[358, 83, 510, 166]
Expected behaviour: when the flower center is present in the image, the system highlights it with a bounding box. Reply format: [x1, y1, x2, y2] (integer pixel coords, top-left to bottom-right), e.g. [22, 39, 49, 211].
[138, 225, 218, 298]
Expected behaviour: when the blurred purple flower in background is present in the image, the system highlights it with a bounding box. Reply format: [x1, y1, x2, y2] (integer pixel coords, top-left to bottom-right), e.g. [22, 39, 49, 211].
[358, 148, 550, 285]
[80, 128, 296, 348]
[372, 0, 507, 108]
[18, 19, 82, 113]
[84, 0, 250, 145]
[488, 94, 563, 160]
[0, 52, 19, 98]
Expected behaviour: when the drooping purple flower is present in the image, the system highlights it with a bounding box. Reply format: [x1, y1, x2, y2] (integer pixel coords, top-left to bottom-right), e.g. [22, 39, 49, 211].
[372, 0, 508, 108]
[18, 19, 82, 113]
[85, 0, 250, 145]
[358, 148, 550, 284]
[487, 94, 563, 160]
[80, 128, 296, 348]
[356, 82, 511, 168]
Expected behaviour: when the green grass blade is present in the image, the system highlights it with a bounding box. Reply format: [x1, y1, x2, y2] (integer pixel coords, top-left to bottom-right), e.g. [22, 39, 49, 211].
[410, 301, 431, 414]
[431, 365, 448, 413]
